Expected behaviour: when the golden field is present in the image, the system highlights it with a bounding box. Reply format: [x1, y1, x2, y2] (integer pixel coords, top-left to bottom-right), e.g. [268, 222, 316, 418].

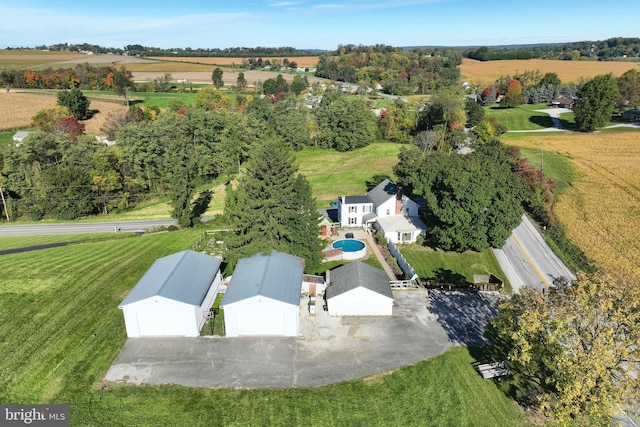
[152, 56, 320, 68]
[0, 90, 126, 134]
[511, 131, 640, 282]
[460, 58, 640, 86]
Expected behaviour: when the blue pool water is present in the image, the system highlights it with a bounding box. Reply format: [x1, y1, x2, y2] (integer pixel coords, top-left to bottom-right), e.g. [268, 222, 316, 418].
[332, 239, 365, 252]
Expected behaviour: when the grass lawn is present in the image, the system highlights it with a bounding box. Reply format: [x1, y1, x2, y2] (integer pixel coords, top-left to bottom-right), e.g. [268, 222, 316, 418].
[0, 230, 530, 425]
[0, 232, 134, 251]
[401, 246, 511, 293]
[484, 104, 553, 130]
[1, 130, 16, 147]
[296, 142, 405, 206]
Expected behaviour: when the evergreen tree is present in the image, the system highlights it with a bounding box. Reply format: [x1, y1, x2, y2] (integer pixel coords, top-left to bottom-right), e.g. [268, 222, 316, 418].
[212, 67, 224, 89]
[56, 88, 91, 120]
[224, 138, 322, 270]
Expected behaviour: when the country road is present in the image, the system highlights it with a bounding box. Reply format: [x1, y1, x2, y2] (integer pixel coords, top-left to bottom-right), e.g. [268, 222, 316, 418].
[0, 219, 176, 236]
[494, 214, 575, 293]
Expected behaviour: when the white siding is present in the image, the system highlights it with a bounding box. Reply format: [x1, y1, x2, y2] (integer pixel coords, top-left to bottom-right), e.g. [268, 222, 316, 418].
[328, 287, 393, 316]
[224, 295, 299, 337]
[122, 297, 197, 337]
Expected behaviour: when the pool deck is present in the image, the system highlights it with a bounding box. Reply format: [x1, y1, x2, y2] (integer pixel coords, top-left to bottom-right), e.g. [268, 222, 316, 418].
[332, 228, 396, 281]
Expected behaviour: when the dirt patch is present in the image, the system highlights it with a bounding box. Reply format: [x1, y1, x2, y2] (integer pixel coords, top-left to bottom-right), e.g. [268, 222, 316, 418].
[132, 70, 327, 85]
[0, 90, 127, 135]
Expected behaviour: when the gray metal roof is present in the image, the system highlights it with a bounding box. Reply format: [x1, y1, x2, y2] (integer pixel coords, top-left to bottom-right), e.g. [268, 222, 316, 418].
[326, 261, 393, 300]
[367, 179, 398, 207]
[222, 250, 303, 306]
[119, 250, 222, 307]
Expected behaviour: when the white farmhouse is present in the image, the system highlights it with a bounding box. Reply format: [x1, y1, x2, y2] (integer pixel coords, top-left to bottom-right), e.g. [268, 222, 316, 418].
[337, 179, 426, 244]
[326, 261, 394, 316]
[119, 250, 223, 337]
[222, 250, 303, 337]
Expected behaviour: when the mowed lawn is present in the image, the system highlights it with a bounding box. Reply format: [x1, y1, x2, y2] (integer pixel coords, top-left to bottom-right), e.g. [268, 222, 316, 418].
[401, 246, 511, 293]
[0, 230, 530, 426]
[484, 104, 555, 131]
[296, 142, 406, 206]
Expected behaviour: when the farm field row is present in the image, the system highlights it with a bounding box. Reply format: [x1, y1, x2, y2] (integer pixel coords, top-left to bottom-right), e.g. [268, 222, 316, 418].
[507, 131, 640, 282]
[152, 55, 320, 68]
[460, 58, 640, 85]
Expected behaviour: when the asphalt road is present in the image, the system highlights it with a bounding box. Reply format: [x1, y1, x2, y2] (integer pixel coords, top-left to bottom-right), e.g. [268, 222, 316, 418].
[494, 214, 575, 293]
[0, 219, 176, 236]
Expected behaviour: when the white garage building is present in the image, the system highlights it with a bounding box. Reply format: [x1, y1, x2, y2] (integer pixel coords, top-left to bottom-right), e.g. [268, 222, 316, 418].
[326, 261, 394, 316]
[222, 250, 303, 337]
[119, 250, 223, 337]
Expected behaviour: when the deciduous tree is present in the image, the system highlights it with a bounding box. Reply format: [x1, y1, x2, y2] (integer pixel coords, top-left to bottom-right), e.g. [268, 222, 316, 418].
[616, 68, 640, 109]
[573, 73, 619, 132]
[56, 88, 91, 120]
[492, 273, 640, 425]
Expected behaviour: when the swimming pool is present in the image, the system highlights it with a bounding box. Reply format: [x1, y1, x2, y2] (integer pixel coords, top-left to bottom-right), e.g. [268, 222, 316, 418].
[332, 239, 366, 260]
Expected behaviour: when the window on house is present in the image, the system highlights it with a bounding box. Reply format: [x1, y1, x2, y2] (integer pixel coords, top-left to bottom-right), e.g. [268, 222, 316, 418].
[349, 206, 357, 213]
[348, 217, 357, 225]
[386, 209, 390, 215]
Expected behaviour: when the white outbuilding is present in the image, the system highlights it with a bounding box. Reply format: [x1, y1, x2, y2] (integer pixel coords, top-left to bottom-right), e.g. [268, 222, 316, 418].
[326, 261, 394, 316]
[222, 250, 303, 337]
[119, 250, 223, 337]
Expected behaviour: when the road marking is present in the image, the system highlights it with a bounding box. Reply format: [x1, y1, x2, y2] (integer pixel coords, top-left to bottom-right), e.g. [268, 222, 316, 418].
[511, 233, 551, 289]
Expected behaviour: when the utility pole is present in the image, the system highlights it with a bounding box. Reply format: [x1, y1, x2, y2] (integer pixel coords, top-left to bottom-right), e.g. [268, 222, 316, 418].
[0, 184, 10, 222]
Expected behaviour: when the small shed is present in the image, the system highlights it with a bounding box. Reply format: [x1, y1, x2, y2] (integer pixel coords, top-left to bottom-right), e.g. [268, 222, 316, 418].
[12, 131, 31, 145]
[222, 250, 303, 337]
[119, 250, 223, 337]
[326, 261, 394, 316]
[622, 108, 640, 122]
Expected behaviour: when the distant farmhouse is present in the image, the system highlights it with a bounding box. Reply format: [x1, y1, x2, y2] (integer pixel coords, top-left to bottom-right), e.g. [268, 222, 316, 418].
[337, 179, 426, 244]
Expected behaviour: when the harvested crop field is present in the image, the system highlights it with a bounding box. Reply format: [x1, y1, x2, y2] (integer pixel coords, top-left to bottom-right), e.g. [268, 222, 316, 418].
[460, 58, 640, 85]
[153, 56, 320, 68]
[0, 50, 154, 69]
[0, 90, 127, 134]
[132, 70, 326, 85]
[511, 131, 640, 281]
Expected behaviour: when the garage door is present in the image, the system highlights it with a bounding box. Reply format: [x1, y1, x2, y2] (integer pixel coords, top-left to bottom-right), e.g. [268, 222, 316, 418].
[137, 312, 186, 336]
[236, 311, 285, 336]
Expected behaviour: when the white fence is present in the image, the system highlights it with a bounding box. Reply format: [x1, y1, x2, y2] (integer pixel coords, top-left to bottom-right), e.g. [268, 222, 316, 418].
[387, 241, 418, 281]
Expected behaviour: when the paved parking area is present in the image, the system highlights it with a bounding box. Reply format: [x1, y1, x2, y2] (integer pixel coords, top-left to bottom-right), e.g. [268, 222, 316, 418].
[105, 289, 497, 388]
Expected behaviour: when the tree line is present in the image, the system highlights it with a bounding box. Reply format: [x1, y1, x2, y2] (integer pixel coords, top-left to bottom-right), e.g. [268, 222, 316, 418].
[464, 37, 640, 61]
[314, 44, 462, 95]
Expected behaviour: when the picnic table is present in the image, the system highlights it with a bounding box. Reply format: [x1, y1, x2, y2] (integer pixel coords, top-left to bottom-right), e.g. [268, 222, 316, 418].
[477, 361, 510, 379]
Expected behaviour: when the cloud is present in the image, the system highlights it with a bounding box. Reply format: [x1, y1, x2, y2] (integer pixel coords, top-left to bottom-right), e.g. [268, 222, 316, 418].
[270, 1, 304, 7]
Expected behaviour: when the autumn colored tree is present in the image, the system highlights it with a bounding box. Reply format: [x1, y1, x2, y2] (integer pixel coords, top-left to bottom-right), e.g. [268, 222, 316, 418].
[32, 106, 72, 133]
[55, 116, 85, 140]
[480, 85, 498, 105]
[500, 79, 524, 107]
[492, 273, 640, 425]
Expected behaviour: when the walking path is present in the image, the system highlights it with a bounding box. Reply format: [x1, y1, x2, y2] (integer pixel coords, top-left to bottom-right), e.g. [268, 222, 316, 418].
[353, 228, 397, 280]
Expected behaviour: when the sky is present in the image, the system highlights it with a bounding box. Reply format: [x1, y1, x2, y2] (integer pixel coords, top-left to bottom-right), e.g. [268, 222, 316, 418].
[0, 1, 636, 50]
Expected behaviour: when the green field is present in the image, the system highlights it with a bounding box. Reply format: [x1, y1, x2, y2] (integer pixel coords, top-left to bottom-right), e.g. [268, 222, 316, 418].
[0, 233, 134, 251]
[484, 104, 554, 130]
[296, 142, 405, 206]
[0, 130, 14, 147]
[0, 230, 529, 425]
[401, 246, 511, 293]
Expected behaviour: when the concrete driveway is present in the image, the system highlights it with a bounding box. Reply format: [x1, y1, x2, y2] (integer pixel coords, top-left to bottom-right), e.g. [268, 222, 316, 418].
[105, 289, 485, 388]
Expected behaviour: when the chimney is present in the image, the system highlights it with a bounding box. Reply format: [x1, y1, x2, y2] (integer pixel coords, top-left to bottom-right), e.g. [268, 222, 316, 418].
[395, 186, 402, 215]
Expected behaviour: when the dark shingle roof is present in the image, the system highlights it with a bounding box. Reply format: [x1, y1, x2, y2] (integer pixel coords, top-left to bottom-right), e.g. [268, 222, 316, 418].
[326, 261, 393, 300]
[119, 250, 222, 307]
[367, 179, 398, 207]
[222, 250, 303, 306]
